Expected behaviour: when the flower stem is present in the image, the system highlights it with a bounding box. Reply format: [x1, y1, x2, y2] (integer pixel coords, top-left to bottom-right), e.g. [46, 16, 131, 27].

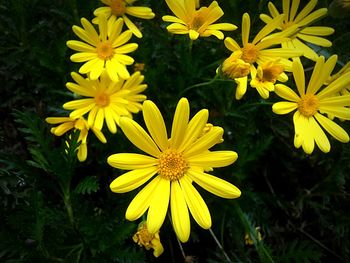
[209, 228, 232, 262]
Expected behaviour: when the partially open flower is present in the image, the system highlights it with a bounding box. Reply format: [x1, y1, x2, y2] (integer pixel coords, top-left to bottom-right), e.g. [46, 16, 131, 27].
[133, 222, 164, 257]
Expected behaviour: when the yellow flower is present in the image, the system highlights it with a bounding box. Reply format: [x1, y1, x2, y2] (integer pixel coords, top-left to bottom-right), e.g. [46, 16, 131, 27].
[221, 51, 251, 79]
[107, 98, 241, 242]
[67, 16, 138, 82]
[93, 0, 155, 38]
[133, 222, 164, 257]
[272, 55, 350, 154]
[63, 71, 147, 134]
[162, 0, 237, 40]
[250, 60, 286, 99]
[45, 117, 106, 162]
[224, 13, 301, 100]
[260, 0, 335, 61]
[244, 227, 262, 246]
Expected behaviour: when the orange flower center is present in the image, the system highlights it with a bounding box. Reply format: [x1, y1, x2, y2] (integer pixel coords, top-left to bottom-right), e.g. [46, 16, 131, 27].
[188, 10, 206, 31]
[158, 149, 188, 181]
[97, 41, 114, 60]
[241, 43, 259, 64]
[109, 0, 127, 16]
[298, 94, 319, 117]
[261, 65, 284, 83]
[95, 92, 110, 107]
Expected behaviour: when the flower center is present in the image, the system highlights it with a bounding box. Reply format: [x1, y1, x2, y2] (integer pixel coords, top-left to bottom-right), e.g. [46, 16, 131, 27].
[158, 149, 188, 181]
[298, 94, 319, 117]
[241, 43, 259, 64]
[133, 224, 155, 249]
[95, 92, 110, 107]
[261, 65, 284, 83]
[109, 0, 127, 16]
[188, 10, 206, 31]
[97, 41, 114, 60]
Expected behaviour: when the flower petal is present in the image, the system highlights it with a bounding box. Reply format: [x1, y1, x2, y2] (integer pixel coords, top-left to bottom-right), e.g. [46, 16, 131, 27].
[272, 102, 298, 115]
[108, 153, 158, 170]
[314, 113, 349, 143]
[109, 167, 158, 193]
[187, 151, 238, 168]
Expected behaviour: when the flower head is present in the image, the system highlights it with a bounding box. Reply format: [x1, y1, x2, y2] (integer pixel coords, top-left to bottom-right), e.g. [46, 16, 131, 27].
[63, 71, 147, 134]
[133, 222, 164, 257]
[162, 0, 237, 40]
[272, 55, 350, 154]
[67, 16, 138, 81]
[250, 60, 286, 99]
[93, 0, 155, 38]
[224, 13, 301, 99]
[45, 117, 106, 161]
[107, 98, 241, 242]
[260, 0, 335, 61]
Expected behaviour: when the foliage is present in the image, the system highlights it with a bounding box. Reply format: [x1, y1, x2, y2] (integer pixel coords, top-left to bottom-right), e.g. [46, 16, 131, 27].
[1, 0, 350, 262]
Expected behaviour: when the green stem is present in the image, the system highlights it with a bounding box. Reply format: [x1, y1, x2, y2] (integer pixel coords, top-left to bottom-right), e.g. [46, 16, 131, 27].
[180, 74, 219, 96]
[63, 191, 75, 227]
[209, 228, 232, 262]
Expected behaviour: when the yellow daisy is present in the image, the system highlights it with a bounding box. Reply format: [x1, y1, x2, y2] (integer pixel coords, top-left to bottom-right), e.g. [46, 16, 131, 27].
[67, 16, 138, 82]
[223, 13, 301, 100]
[93, 0, 155, 38]
[133, 222, 164, 257]
[272, 55, 350, 154]
[63, 71, 147, 134]
[107, 98, 241, 242]
[162, 0, 237, 40]
[260, 0, 335, 61]
[45, 117, 107, 162]
[250, 60, 286, 99]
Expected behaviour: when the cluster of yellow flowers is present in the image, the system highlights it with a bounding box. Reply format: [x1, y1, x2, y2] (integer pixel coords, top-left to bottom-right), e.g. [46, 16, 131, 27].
[45, 0, 350, 257]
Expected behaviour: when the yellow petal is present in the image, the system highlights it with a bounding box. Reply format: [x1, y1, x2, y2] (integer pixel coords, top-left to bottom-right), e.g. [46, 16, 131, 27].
[292, 59, 305, 96]
[147, 178, 170, 234]
[187, 151, 238, 168]
[171, 181, 190, 243]
[179, 177, 211, 229]
[184, 127, 223, 157]
[187, 169, 241, 198]
[77, 143, 87, 162]
[314, 113, 349, 143]
[119, 117, 161, 157]
[272, 102, 298, 115]
[143, 100, 169, 151]
[123, 15, 142, 38]
[107, 153, 158, 170]
[178, 109, 208, 152]
[126, 176, 161, 221]
[109, 167, 158, 193]
[171, 98, 190, 148]
[224, 37, 241, 51]
[309, 117, 330, 153]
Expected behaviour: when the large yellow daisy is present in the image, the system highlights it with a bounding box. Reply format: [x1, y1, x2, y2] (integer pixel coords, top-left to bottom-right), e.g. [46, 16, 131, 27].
[260, 0, 335, 61]
[67, 16, 138, 82]
[223, 13, 301, 99]
[45, 117, 106, 162]
[107, 98, 241, 242]
[93, 0, 155, 38]
[162, 0, 237, 40]
[272, 55, 350, 154]
[63, 71, 147, 134]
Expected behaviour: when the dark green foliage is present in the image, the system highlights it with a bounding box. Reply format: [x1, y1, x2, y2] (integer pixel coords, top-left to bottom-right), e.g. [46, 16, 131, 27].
[1, 0, 350, 262]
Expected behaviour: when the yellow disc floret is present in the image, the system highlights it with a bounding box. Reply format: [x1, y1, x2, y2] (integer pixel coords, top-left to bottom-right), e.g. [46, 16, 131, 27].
[96, 41, 114, 60]
[108, 0, 127, 16]
[158, 149, 188, 181]
[241, 43, 259, 64]
[95, 92, 110, 107]
[298, 94, 319, 117]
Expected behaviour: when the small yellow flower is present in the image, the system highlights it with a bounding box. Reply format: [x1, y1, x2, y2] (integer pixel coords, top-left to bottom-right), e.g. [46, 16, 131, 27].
[107, 98, 241, 242]
[162, 0, 237, 40]
[67, 16, 138, 82]
[250, 60, 286, 99]
[133, 222, 164, 257]
[224, 13, 301, 100]
[272, 55, 350, 154]
[93, 0, 155, 38]
[221, 51, 251, 79]
[260, 0, 335, 61]
[244, 227, 262, 245]
[45, 117, 106, 162]
[63, 71, 147, 134]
